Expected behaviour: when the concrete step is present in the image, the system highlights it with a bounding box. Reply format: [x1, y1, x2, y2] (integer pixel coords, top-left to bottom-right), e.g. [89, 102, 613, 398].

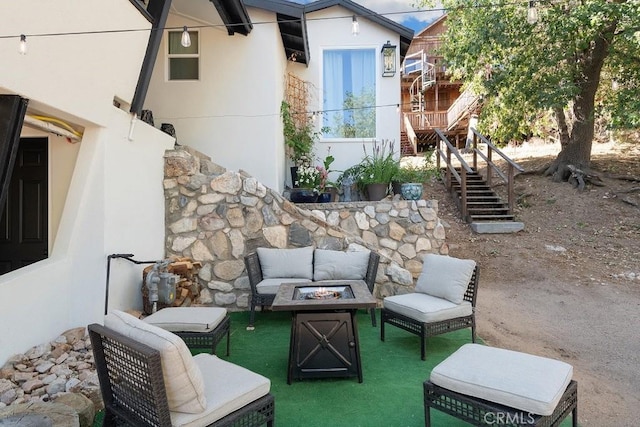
[470, 221, 524, 234]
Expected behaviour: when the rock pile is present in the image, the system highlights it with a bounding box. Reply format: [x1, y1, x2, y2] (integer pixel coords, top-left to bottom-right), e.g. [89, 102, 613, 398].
[0, 327, 101, 413]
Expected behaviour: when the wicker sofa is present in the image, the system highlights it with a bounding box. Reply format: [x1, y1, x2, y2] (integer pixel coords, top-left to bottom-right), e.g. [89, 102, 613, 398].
[244, 247, 380, 329]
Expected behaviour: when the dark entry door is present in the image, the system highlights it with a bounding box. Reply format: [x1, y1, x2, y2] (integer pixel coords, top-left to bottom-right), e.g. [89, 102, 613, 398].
[0, 138, 48, 274]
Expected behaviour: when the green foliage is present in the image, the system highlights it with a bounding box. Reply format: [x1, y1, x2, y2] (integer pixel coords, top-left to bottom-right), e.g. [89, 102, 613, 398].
[356, 139, 399, 186]
[281, 101, 319, 164]
[395, 150, 439, 183]
[326, 89, 376, 138]
[419, 0, 640, 145]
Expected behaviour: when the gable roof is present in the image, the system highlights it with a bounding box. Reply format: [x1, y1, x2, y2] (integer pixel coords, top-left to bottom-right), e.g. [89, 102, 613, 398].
[244, 0, 414, 65]
[210, 0, 253, 35]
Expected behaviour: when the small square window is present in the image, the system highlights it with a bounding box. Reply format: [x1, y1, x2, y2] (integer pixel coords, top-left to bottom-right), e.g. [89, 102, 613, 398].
[167, 30, 199, 80]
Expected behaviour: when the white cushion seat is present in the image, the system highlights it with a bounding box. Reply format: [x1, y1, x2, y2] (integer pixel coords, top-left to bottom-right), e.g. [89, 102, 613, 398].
[171, 354, 271, 427]
[430, 344, 573, 416]
[383, 293, 472, 323]
[144, 306, 227, 333]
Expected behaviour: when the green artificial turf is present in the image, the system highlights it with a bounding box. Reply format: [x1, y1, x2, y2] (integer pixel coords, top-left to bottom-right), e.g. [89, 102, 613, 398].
[218, 310, 471, 427]
[93, 310, 576, 426]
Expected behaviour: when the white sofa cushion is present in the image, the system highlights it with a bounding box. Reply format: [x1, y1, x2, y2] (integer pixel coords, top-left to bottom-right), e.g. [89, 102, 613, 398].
[256, 278, 312, 295]
[257, 247, 314, 279]
[415, 254, 476, 304]
[171, 354, 271, 427]
[430, 344, 573, 416]
[313, 249, 370, 281]
[143, 307, 227, 333]
[383, 293, 472, 323]
[104, 310, 207, 414]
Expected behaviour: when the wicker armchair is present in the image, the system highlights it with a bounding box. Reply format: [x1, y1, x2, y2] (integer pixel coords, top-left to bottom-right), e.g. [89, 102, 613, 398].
[89, 322, 275, 427]
[244, 249, 380, 329]
[380, 254, 479, 360]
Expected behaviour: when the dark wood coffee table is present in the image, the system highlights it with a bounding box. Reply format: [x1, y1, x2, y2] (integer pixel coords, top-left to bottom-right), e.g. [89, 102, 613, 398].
[272, 280, 376, 384]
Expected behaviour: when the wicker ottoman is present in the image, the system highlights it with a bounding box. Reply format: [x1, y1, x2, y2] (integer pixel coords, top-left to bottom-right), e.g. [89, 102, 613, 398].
[143, 307, 230, 355]
[424, 344, 577, 426]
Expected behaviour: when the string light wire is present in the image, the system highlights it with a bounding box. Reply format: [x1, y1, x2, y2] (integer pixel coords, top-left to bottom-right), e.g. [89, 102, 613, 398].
[1, 1, 547, 41]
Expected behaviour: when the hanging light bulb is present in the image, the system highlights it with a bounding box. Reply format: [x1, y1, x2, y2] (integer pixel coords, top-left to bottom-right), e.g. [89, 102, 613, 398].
[527, 1, 538, 25]
[396, 104, 400, 114]
[181, 26, 191, 48]
[351, 15, 359, 36]
[18, 34, 27, 55]
[312, 111, 318, 123]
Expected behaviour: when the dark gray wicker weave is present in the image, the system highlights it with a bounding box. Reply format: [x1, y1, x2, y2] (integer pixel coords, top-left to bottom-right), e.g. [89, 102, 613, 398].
[175, 314, 230, 356]
[380, 266, 479, 360]
[424, 379, 577, 427]
[88, 324, 275, 427]
[244, 250, 380, 329]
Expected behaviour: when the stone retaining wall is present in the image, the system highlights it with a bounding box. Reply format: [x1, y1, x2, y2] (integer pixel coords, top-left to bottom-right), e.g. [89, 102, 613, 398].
[164, 147, 449, 310]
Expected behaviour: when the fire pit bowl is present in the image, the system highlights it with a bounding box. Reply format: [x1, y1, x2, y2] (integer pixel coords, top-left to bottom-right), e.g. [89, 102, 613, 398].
[293, 285, 355, 301]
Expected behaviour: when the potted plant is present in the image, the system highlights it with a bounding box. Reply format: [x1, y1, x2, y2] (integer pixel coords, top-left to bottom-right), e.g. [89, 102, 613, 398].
[357, 139, 399, 201]
[393, 150, 439, 200]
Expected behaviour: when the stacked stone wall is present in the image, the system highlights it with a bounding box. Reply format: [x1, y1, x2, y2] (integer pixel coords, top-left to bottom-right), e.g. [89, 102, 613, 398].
[164, 147, 449, 310]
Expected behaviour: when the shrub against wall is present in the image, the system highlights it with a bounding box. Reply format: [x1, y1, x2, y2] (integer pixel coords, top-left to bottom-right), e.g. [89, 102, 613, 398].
[163, 147, 448, 310]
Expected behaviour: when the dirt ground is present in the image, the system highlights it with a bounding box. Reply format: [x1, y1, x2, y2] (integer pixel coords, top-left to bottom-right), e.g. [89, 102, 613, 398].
[426, 139, 640, 426]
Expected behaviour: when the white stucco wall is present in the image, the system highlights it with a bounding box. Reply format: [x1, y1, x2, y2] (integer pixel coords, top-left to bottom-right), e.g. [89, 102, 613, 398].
[144, 9, 287, 191]
[290, 6, 403, 182]
[0, 0, 174, 364]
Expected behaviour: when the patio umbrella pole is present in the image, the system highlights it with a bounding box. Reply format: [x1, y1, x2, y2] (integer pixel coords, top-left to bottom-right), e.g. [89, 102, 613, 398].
[105, 253, 159, 315]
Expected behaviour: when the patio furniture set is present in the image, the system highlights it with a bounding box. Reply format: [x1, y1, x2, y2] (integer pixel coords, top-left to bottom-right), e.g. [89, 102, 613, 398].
[90, 249, 577, 426]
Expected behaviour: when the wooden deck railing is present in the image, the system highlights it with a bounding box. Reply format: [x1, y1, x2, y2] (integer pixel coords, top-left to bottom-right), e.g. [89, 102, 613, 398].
[435, 128, 524, 217]
[405, 111, 447, 130]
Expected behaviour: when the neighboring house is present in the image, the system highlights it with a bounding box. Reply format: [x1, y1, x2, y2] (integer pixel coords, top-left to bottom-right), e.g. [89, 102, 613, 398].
[144, 0, 414, 189]
[400, 14, 480, 154]
[0, 0, 174, 364]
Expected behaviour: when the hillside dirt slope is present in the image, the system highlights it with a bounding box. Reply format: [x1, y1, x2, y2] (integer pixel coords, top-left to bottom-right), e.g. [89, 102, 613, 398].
[425, 140, 640, 426]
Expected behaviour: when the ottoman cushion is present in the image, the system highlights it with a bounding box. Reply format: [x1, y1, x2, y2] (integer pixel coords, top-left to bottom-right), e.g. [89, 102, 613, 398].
[430, 344, 573, 416]
[144, 307, 228, 333]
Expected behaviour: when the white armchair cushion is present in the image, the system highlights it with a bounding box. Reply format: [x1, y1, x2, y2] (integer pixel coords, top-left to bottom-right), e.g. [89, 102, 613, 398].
[415, 254, 476, 304]
[257, 246, 314, 279]
[313, 249, 370, 281]
[383, 293, 472, 323]
[143, 307, 227, 333]
[171, 354, 271, 427]
[104, 310, 207, 414]
[430, 344, 573, 416]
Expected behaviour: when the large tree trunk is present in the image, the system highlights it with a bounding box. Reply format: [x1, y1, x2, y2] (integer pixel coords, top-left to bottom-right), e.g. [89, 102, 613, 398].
[545, 20, 618, 183]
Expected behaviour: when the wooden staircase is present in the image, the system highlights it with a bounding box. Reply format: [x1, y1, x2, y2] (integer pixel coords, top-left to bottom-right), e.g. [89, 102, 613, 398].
[450, 168, 515, 223]
[435, 128, 524, 234]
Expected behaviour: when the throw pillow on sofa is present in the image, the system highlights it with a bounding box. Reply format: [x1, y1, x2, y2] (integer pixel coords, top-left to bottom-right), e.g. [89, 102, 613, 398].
[257, 246, 314, 279]
[313, 249, 370, 281]
[414, 254, 476, 305]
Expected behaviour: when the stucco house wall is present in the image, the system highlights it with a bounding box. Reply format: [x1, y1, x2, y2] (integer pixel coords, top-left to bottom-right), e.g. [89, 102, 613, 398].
[144, 8, 288, 192]
[292, 5, 403, 181]
[0, 0, 174, 364]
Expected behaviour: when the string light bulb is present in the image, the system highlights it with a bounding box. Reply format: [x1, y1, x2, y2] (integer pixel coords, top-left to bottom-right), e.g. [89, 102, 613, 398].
[312, 111, 317, 123]
[181, 26, 191, 48]
[18, 34, 27, 55]
[396, 104, 400, 114]
[351, 15, 359, 36]
[527, 1, 538, 25]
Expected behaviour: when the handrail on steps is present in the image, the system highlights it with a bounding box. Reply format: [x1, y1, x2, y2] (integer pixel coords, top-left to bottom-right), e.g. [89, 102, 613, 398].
[435, 128, 524, 220]
[403, 113, 417, 155]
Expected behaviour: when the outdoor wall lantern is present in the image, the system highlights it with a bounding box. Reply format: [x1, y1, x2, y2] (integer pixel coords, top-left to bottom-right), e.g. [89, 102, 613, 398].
[381, 41, 396, 77]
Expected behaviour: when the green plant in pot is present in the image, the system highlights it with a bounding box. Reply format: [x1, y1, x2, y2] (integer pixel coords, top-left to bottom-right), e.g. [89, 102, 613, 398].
[357, 139, 399, 201]
[394, 150, 439, 200]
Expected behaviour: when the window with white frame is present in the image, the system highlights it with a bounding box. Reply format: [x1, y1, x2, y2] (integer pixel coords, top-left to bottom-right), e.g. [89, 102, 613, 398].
[167, 30, 199, 80]
[322, 48, 376, 138]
